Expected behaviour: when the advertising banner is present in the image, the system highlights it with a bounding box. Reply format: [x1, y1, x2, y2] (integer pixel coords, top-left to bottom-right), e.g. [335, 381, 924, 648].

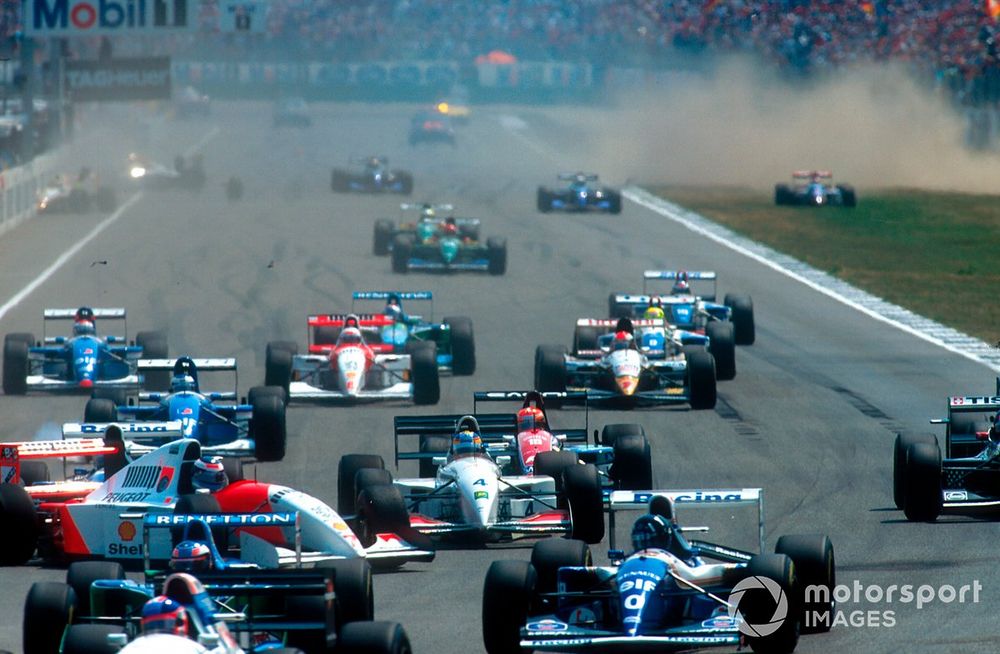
[66, 57, 171, 101]
[27, 0, 195, 36]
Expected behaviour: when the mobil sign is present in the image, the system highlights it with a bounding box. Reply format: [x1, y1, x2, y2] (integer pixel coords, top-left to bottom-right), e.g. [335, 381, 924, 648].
[27, 0, 195, 36]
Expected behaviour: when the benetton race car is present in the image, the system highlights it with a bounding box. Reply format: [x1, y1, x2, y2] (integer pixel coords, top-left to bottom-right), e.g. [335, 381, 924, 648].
[610, 270, 755, 346]
[483, 489, 835, 654]
[0, 432, 433, 568]
[390, 218, 506, 275]
[537, 172, 622, 214]
[78, 357, 287, 462]
[774, 170, 856, 207]
[373, 203, 480, 256]
[331, 155, 413, 194]
[347, 291, 476, 375]
[409, 110, 456, 145]
[535, 317, 717, 409]
[893, 379, 1000, 522]
[37, 168, 117, 214]
[128, 153, 206, 191]
[3, 307, 168, 395]
[339, 414, 606, 545]
[264, 313, 440, 404]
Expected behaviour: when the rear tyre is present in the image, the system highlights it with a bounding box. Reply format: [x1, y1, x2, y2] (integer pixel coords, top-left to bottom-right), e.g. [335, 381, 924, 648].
[373, 219, 395, 256]
[482, 560, 535, 654]
[573, 326, 600, 354]
[67, 561, 125, 617]
[685, 349, 717, 410]
[19, 461, 50, 486]
[893, 433, 936, 509]
[23, 581, 76, 654]
[340, 621, 413, 654]
[391, 235, 414, 274]
[607, 293, 630, 319]
[248, 384, 287, 408]
[321, 558, 374, 624]
[444, 316, 475, 375]
[355, 468, 394, 501]
[600, 423, 645, 447]
[90, 387, 128, 406]
[0, 483, 37, 564]
[487, 237, 507, 276]
[607, 190, 622, 214]
[536, 188, 551, 213]
[410, 343, 440, 405]
[135, 331, 169, 390]
[84, 398, 117, 423]
[249, 394, 286, 462]
[61, 625, 125, 654]
[611, 434, 653, 490]
[724, 293, 755, 345]
[743, 554, 799, 654]
[338, 454, 385, 516]
[902, 442, 942, 522]
[356, 484, 410, 547]
[264, 341, 294, 395]
[839, 184, 857, 207]
[706, 321, 736, 381]
[534, 345, 566, 393]
[418, 435, 450, 478]
[774, 183, 792, 205]
[563, 464, 604, 544]
[3, 335, 29, 395]
[775, 534, 835, 634]
[533, 451, 579, 491]
[530, 538, 591, 596]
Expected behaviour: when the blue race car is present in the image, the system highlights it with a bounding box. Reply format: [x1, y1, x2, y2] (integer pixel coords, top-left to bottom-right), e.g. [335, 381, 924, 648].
[2, 307, 168, 395]
[81, 357, 287, 461]
[483, 490, 836, 654]
[537, 172, 622, 214]
[775, 170, 856, 207]
[332, 155, 414, 194]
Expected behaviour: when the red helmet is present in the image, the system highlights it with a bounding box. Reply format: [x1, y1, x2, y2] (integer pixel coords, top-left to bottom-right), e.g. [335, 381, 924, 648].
[442, 222, 458, 235]
[613, 331, 633, 351]
[141, 595, 190, 636]
[517, 407, 546, 432]
[672, 271, 690, 294]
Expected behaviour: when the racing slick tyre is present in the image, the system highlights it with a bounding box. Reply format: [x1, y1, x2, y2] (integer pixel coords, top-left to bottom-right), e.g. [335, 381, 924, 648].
[410, 343, 440, 405]
[774, 183, 793, 206]
[319, 558, 374, 625]
[396, 172, 414, 196]
[264, 342, 294, 394]
[893, 433, 937, 509]
[685, 349, 717, 410]
[19, 460, 50, 486]
[94, 187, 117, 213]
[536, 187, 552, 213]
[135, 330, 169, 391]
[483, 560, 536, 654]
[838, 184, 857, 207]
[743, 554, 800, 654]
[600, 423, 645, 447]
[284, 589, 338, 654]
[487, 237, 507, 276]
[563, 463, 604, 544]
[68, 188, 91, 213]
[775, 534, 836, 634]
[607, 293, 630, 319]
[67, 561, 125, 617]
[444, 316, 476, 375]
[391, 234, 414, 274]
[249, 394, 287, 462]
[3, 333, 31, 395]
[0, 482, 38, 564]
[902, 442, 943, 522]
[90, 387, 128, 406]
[61, 625, 125, 654]
[418, 435, 450, 478]
[356, 484, 409, 547]
[946, 414, 979, 457]
[249, 384, 287, 408]
[84, 398, 117, 423]
[338, 454, 385, 516]
[724, 293, 755, 345]
[573, 326, 600, 354]
[607, 189, 622, 214]
[340, 621, 413, 654]
[24, 581, 76, 654]
[707, 321, 737, 381]
[314, 326, 339, 346]
[534, 345, 567, 393]
[331, 169, 350, 192]
[373, 219, 395, 255]
[355, 468, 394, 501]
[611, 434, 653, 490]
[530, 538, 591, 597]
[533, 451, 579, 493]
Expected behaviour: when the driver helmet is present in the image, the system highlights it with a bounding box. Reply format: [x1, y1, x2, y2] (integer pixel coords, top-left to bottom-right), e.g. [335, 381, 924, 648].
[644, 305, 665, 321]
[451, 430, 483, 456]
[171, 373, 197, 393]
[385, 294, 403, 321]
[671, 272, 690, 295]
[192, 456, 228, 492]
[141, 595, 190, 637]
[442, 217, 458, 236]
[421, 206, 436, 220]
[517, 406, 546, 432]
[73, 319, 96, 337]
[170, 540, 213, 572]
[338, 326, 363, 346]
[612, 330, 634, 351]
[631, 513, 674, 552]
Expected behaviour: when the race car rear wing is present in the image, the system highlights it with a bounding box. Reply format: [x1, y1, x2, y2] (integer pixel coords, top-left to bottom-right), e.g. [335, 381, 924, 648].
[472, 390, 590, 443]
[394, 413, 516, 466]
[138, 359, 238, 395]
[605, 488, 765, 554]
[1, 437, 119, 484]
[352, 291, 434, 319]
[63, 421, 185, 439]
[642, 270, 717, 300]
[557, 172, 598, 181]
[793, 170, 832, 179]
[577, 318, 666, 329]
[308, 313, 396, 328]
[43, 307, 128, 339]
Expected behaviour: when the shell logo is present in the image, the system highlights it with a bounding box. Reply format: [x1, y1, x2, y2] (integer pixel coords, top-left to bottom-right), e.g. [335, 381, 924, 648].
[117, 520, 137, 542]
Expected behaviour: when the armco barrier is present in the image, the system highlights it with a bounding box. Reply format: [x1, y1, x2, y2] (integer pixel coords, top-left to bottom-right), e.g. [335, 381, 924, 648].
[0, 152, 56, 238]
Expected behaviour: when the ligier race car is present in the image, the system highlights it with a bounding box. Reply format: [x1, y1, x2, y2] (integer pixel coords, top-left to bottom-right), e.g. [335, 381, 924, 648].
[409, 110, 456, 145]
[537, 172, 622, 214]
[264, 313, 440, 404]
[373, 203, 479, 256]
[535, 317, 717, 409]
[2, 307, 168, 395]
[893, 379, 1000, 522]
[339, 415, 606, 545]
[331, 155, 414, 194]
[347, 291, 476, 375]
[77, 357, 287, 462]
[483, 489, 835, 654]
[37, 168, 117, 214]
[774, 170, 856, 207]
[390, 217, 506, 275]
[128, 153, 206, 191]
[610, 270, 756, 346]
[0, 432, 433, 568]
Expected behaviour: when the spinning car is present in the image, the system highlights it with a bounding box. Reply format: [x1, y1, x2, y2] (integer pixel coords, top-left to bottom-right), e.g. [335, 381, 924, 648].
[537, 172, 622, 214]
[409, 110, 455, 145]
[339, 414, 606, 545]
[373, 203, 479, 256]
[128, 153, 206, 190]
[264, 313, 440, 404]
[535, 317, 717, 409]
[483, 490, 835, 653]
[774, 170, 856, 207]
[389, 215, 506, 275]
[78, 357, 287, 462]
[610, 270, 755, 347]
[37, 168, 117, 213]
[331, 155, 413, 194]
[2, 307, 168, 395]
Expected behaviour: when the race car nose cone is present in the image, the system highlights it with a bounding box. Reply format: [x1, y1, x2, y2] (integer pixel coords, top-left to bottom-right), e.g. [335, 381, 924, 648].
[79, 379, 94, 389]
[616, 376, 638, 396]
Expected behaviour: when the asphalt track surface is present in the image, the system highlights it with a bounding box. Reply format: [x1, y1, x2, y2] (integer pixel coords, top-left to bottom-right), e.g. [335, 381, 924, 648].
[0, 102, 997, 653]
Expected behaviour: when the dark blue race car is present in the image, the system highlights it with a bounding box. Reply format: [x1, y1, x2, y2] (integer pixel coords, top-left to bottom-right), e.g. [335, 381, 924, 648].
[775, 170, 856, 207]
[537, 172, 622, 214]
[331, 155, 414, 194]
[2, 307, 168, 395]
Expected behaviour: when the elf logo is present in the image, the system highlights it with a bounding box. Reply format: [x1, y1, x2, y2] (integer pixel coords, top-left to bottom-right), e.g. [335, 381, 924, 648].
[30, 0, 189, 34]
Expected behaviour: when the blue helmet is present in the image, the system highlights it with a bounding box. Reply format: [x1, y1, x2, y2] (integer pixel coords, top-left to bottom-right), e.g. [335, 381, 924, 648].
[171, 373, 197, 393]
[171, 540, 213, 572]
[631, 513, 674, 552]
[141, 595, 190, 636]
[452, 430, 483, 456]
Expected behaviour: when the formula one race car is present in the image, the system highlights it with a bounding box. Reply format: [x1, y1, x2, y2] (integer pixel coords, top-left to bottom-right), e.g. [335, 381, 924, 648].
[892, 379, 1000, 522]
[331, 155, 414, 194]
[373, 203, 480, 256]
[483, 489, 835, 654]
[390, 217, 506, 275]
[535, 317, 717, 409]
[37, 168, 117, 214]
[339, 414, 606, 545]
[537, 172, 622, 214]
[610, 270, 755, 346]
[0, 432, 433, 568]
[774, 170, 856, 207]
[409, 110, 455, 145]
[128, 153, 206, 191]
[264, 313, 440, 404]
[78, 357, 287, 461]
[2, 307, 168, 395]
[273, 97, 311, 127]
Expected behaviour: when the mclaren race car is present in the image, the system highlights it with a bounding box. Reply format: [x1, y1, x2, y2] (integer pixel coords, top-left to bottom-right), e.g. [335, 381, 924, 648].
[774, 170, 856, 207]
[331, 155, 413, 194]
[537, 172, 622, 214]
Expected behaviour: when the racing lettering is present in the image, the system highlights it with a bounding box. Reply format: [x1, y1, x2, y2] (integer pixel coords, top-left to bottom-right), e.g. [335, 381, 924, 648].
[107, 542, 142, 556]
[473, 478, 487, 486]
[102, 491, 151, 502]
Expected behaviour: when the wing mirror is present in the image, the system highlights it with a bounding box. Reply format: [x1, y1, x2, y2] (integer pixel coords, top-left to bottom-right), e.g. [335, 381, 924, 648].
[431, 456, 447, 466]
[495, 455, 512, 467]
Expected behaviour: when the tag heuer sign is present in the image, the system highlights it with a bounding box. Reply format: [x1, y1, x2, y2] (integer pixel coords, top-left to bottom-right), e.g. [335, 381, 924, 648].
[27, 0, 194, 36]
[66, 57, 171, 102]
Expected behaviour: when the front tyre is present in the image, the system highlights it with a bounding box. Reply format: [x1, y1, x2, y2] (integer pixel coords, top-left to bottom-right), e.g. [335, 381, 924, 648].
[483, 560, 536, 654]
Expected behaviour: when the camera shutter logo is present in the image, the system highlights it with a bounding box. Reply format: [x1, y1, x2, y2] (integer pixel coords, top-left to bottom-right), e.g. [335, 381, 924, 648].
[728, 575, 789, 637]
